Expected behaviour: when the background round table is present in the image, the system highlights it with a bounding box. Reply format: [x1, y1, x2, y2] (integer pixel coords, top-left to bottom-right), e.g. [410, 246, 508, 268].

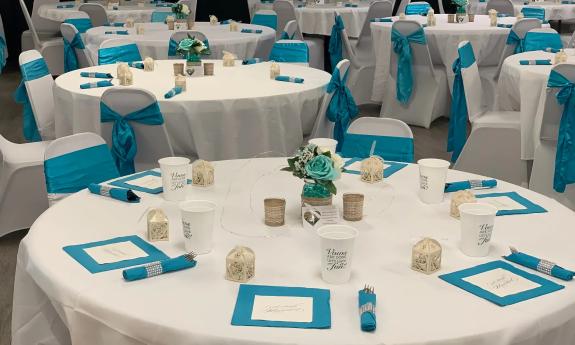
[38, 1, 164, 23]
[11, 160, 575, 345]
[84, 22, 276, 60]
[475, 1, 575, 20]
[371, 14, 519, 102]
[53, 60, 331, 161]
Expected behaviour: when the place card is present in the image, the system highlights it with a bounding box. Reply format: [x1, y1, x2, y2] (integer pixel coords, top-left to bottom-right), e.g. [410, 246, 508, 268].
[475, 192, 547, 216]
[251, 296, 313, 323]
[479, 196, 525, 211]
[110, 170, 164, 194]
[462, 268, 541, 298]
[83, 241, 148, 264]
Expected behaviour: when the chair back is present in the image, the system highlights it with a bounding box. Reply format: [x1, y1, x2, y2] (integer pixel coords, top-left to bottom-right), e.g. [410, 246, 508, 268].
[18, 0, 41, 48]
[63, 12, 93, 34]
[98, 38, 142, 65]
[100, 88, 174, 174]
[389, 21, 434, 81]
[396, 0, 411, 14]
[524, 28, 563, 52]
[18, 50, 55, 141]
[151, 10, 173, 23]
[251, 10, 278, 30]
[178, 0, 197, 20]
[269, 39, 309, 64]
[273, 0, 298, 40]
[341, 117, 414, 162]
[61, 22, 94, 70]
[485, 0, 514, 15]
[567, 31, 575, 48]
[357, 1, 393, 47]
[521, 6, 545, 21]
[281, 20, 299, 40]
[405, 1, 431, 15]
[79, 3, 109, 27]
[458, 41, 484, 121]
[44, 132, 119, 205]
[168, 31, 209, 58]
[495, 18, 541, 78]
[32, 0, 60, 32]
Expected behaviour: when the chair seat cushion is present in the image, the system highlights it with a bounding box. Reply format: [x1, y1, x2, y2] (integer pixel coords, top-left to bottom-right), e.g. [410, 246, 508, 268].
[472, 111, 521, 130]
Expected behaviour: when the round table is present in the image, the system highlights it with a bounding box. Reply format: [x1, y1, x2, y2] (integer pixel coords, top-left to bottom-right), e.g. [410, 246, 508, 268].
[371, 14, 518, 102]
[476, 1, 575, 20]
[84, 22, 276, 60]
[11, 159, 575, 345]
[53, 60, 331, 161]
[38, 1, 164, 23]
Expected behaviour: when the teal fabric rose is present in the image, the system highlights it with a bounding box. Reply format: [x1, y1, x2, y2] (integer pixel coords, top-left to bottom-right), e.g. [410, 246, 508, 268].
[178, 38, 193, 51]
[305, 155, 338, 181]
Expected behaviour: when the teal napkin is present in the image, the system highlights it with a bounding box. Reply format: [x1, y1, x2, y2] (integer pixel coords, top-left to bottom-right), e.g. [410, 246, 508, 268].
[164, 86, 183, 99]
[111, 22, 125, 27]
[276, 75, 304, 83]
[445, 179, 497, 192]
[497, 24, 513, 28]
[128, 62, 144, 69]
[358, 290, 376, 332]
[504, 249, 574, 281]
[545, 48, 561, 53]
[88, 183, 140, 203]
[519, 59, 552, 65]
[123, 253, 197, 281]
[81, 72, 113, 78]
[80, 80, 113, 89]
[105, 30, 129, 35]
[345, 3, 359, 7]
[371, 17, 392, 22]
[241, 28, 263, 34]
[242, 58, 262, 65]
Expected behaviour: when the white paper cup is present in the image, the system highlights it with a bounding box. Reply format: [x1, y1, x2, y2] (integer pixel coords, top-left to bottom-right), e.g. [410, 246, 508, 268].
[458, 203, 498, 257]
[180, 200, 216, 254]
[309, 138, 338, 155]
[159, 157, 190, 201]
[418, 158, 450, 204]
[317, 224, 359, 284]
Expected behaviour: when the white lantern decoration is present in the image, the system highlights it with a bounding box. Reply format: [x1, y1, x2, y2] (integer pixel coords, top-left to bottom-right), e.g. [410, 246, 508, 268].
[399, 13, 406, 20]
[222, 51, 236, 67]
[191, 159, 214, 187]
[270, 61, 281, 79]
[144, 57, 155, 71]
[136, 24, 145, 35]
[229, 21, 239, 32]
[210, 15, 219, 25]
[225, 246, 255, 282]
[126, 17, 135, 28]
[119, 67, 133, 86]
[147, 208, 169, 242]
[555, 50, 568, 64]
[411, 238, 442, 274]
[450, 190, 476, 218]
[361, 156, 385, 183]
[427, 9, 435, 26]
[488, 9, 498, 26]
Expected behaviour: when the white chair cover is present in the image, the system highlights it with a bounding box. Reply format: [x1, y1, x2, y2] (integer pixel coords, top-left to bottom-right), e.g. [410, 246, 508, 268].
[98, 38, 142, 65]
[495, 18, 541, 79]
[347, 117, 413, 138]
[169, 30, 209, 59]
[273, 0, 300, 40]
[19, 50, 56, 140]
[486, 0, 515, 15]
[61, 22, 94, 68]
[178, 0, 198, 20]
[79, 3, 109, 27]
[31, 0, 61, 33]
[356, 1, 393, 49]
[283, 20, 299, 39]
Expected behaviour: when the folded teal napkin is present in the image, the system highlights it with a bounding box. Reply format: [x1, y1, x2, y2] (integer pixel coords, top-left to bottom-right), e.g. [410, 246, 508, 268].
[88, 183, 140, 203]
[504, 248, 574, 281]
[519, 59, 552, 65]
[242, 58, 263, 65]
[445, 179, 497, 192]
[497, 24, 513, 28]
[128, 62, 144, 69]
[81, 72, 113, 78]
[105, 30, 129, 35]
[545, 48, 561, 53]
[497, 13, 510, 17]
[112, 22, 125, 27]
[241, 28, 263, 34]
[345, 3, 359, 7]
[123, 253, 197, 281]
[276, 75, 304, 83]
[562, 0, 571, 4]
[164, 86, 183, 99]
[80, 80, 113, 89]
[371, 17, 392, 22]
[57, 4, 74, 8]
[358, 289, 376, 332]
[220, 19, 234, 24]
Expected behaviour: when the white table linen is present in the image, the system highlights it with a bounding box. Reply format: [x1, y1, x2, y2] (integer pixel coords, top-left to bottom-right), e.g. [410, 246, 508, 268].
[38, 1, 160, 23]
[371, 14, 518, 102]
[53, 60, 331, 161]
[476, 1, 575, 20]
[12, 159, 575, 345]
[84, 22, 276, 60]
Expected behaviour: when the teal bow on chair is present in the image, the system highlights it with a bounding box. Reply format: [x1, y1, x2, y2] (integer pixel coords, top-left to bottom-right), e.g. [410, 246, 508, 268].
[326, 68, 359, 151]
[100, 101, 165, 175]
[63, 33, 85, 72]
[506, 30, 525, 54]
[328, 15, 345, 71]
[546, 70, 575, 193]
[391, 27, 426, 104]
[0, 36, 6, 73]
[63, 18, 93, 34]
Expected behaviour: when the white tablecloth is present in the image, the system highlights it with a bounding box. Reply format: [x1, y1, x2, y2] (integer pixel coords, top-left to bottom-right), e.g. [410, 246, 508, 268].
[371, 14, 516, 102]
[476, 1, 575, 20]
[496, 50, 575, 160]
[38, 1, 161, 23]
[53, 60, 331, 160]
[12, 159, 575, 345]
[84, 22, 276, 60]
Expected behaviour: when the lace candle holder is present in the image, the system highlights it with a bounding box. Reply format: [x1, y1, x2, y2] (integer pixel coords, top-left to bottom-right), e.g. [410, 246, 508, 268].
[361, 156, 384, 183]
[450, 190, 476, 218]
[210, 15, 219, 25]
[399, 13, 406, 20]
[126, 17, 135, 28]
[173, 63, 184, 76]
[427, 9, 435, 26]
[270, 61, 281, 79]
[343, 193, 364, 221]
[144, 57, 154, 71]
[264, 198, 286, 226]
[516, 13, 524, 19]
[412, 238, 442, 274]
[174, 75, 186, 91]
[137, 0, 145, 8]
[229, 21, 239, 31]
[555, 50, 568, 64]
[225, 246, 255, 283]
[488, 9, 497, 26]
[136, 24, 145, 35]
[147, 208, 169, 242]
[166, 16, 175, 30]
[191, 159, 214, 187]
[222, 51, 236, 67]
[448, 13, 455, 23]
[117, 62, 129, 77]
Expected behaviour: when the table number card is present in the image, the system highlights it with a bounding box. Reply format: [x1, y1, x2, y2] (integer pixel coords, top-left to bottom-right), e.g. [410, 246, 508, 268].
[462, 268, 541, 298]
[83, 241, 148, 264]
[251, 296, 313, 323]
[110, 170, 164, 194]
[478, 196, 525, 211]
[125, 175, 163, 190]
[475, 192, 547, 216]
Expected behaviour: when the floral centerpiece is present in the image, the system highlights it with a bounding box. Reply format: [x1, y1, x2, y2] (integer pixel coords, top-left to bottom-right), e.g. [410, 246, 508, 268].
[452, 0, 468, 18]
[177, 35, 210, 66]
[282, 144, 344, 206]
[171, 3, 190, 20]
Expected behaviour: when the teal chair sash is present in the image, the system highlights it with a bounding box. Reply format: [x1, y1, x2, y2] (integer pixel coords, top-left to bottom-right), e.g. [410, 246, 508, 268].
[340, 133, 415, 162]
[506, 30, 525, 54]
[251, 13, 278, 30]
[63, 18, 93, 34]
[391, 26, 426, 104]
[151, 10, 173, 22]
[269, 41, 309, 63]
[405, 2, 431, 15]
[328, 15, 344, 71]
[98, 43, 142, 65]
[326, 68, 359, 151]
[521, 7, 546, 22]
[64, 32, 86, 72]
[524, 31, 563, 52]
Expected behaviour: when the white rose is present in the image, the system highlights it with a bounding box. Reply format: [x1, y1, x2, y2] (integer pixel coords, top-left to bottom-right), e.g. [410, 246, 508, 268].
[181, 4, 190, 15]
[194, 41, 205, 53]
[331, 153, 344, 171]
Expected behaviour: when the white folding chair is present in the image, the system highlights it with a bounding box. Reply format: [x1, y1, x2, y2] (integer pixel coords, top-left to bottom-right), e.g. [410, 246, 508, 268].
[44, 133, 119, 206]
[18, 0, 64, 75]
[61, 22, 94, 69]
[494, 18, 541, 79]
[280, 19, 324, 69]
[178, 0, 198, 20]
[98, 38, 142, 65]
[530, 64, 575, 210]
[251, 9, 278, 31]
[381, 20, 448, 128]
[79, 3, 109, 27]
[274, 0, 299, 40]
[100, 88, 174, 173]
[21, 0, 62, 52]
[168, 30, 209, 59]
[486, 0, 515, 16]
[17, 50, 56, 141]
[397, 0, 434, 14]
[356, 1, 393, 49]
[0, 135, 50, 237]
[453, 41, 526, 186]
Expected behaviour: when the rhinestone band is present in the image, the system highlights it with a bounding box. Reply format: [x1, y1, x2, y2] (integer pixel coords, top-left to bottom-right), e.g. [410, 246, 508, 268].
[100, 185, 111, 197]
[144, 262, 163, 278]
[537, 259, 555, 276]
[469, 180, 483, 189]
[359, 302, 375, 315]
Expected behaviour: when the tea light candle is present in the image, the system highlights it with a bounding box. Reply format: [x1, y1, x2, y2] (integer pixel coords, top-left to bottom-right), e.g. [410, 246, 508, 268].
[126, 17, 135, 28]
[450, 190, 476, 218]
[270, 61, 280, 79]
[175, 75, 186, 91]
[119, 68, 133, 86]
[144, 57, 154, 71]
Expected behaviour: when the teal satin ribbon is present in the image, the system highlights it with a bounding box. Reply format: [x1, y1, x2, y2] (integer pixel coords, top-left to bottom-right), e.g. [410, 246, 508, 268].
[524, 31, 563, 52]
[13, 58, 50, 142]
[44, 144, 120, 194]
[506, 30, 525, 54]
[0, 37, 6, 73]
[100, 101, 165, 175]
[521, 7, 545, 21]
[168, 39, 210, 57]
[326, 68, 359, 151]
[151, 10, 172, 22]
[63, 18, 93, 34]
[269, 41, 309, 63]
[280, 31, 296, 39]
[405, 2, 430, 15]
[328, 15, 344, 71]
[391, 27, 426, 104]
[64, 33, 85, 72]
[546, 70, 575, 193]
[251, 13, 278, 30]
[98, 43, 142, 65]
[340, 133, 415, 162]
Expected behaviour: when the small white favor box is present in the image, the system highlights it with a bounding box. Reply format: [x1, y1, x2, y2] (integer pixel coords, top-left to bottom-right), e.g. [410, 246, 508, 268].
[225, 246, 255, 283]
[302, 205, 340, 231]
[147, 208, 169, 242]
[411, 238, 442, 274]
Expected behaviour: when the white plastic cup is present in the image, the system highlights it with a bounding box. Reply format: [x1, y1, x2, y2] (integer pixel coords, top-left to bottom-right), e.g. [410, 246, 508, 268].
[180, 200, 217, 254]
[309, 138, 338, 155]
[458, 203, 498, 257]
[418, 158, 450, 204]
[317, 224, 359, 284]
[159, 157, 190, 202]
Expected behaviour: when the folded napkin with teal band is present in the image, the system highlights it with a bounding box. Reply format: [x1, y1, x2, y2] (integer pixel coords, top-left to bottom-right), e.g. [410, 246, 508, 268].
[545, 48, 561, 53]
[445, 179, 497, 192]
[345, 3, 359, 7]
[123, 253, 197, 281]
[81, 72, 114, 78]
[242, 58, 263, 65]
[80, 80, 113, 89]
[164, 86, 182, 99]
[371, 17, 392, 22]
[128, 61, 144, 69]
[504, 248, 574, 281]
[276, 75, 304, 83]
[241, 28, 263, 34]
[519, 59, 552, 65]
[155, 3, 171, 6]
[57, 4, 74, 8]
[497, 24, 513, 28]
[220, 19, 234, 24]
[105, 30, 129, 35]
[112, 22, 125, 27]
[88, 183, 140, 203]
[358, 290, 376, 332]
[475, 191, 547, 216]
